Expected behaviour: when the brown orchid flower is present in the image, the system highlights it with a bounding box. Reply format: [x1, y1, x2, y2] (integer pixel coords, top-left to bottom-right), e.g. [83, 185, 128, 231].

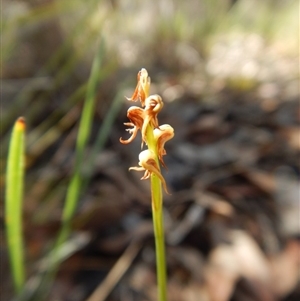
[121, 94, 164, 147]
[120, 106, 144, 144]
[153, 124, 174, 168]
[129, 150, 170, 194]
[141, 94, 164, 143]
[126, 68, 150, 107]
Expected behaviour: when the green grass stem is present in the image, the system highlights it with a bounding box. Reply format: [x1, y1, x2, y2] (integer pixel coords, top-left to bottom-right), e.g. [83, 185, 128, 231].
[58, 39, 105, 244]
[5, 117, 26, 293]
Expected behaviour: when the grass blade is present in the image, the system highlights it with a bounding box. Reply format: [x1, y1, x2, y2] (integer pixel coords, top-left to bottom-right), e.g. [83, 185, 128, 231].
[59, 38, 105, 244]
[5, 117, 26, 293]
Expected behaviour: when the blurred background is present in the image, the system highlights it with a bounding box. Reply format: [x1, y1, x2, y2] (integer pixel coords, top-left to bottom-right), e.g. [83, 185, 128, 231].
[1, 0, 299, 300]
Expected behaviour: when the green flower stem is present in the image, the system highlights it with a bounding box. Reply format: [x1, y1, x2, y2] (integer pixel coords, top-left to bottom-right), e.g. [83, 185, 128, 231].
[151, 174, 167, 301]
[146, 126, 167, 301]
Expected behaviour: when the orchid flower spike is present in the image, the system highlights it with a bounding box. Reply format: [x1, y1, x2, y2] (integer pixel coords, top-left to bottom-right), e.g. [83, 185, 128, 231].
[121, 68, 174, 195]
[126, 68, 150, 107]
[153, 124, 174, 168]
[129, 150, 170, 194]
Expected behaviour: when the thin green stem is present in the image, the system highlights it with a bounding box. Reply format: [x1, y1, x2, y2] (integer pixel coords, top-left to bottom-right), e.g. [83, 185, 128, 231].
[146, 125, 168, 301]
[151, 174, 167, 301]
